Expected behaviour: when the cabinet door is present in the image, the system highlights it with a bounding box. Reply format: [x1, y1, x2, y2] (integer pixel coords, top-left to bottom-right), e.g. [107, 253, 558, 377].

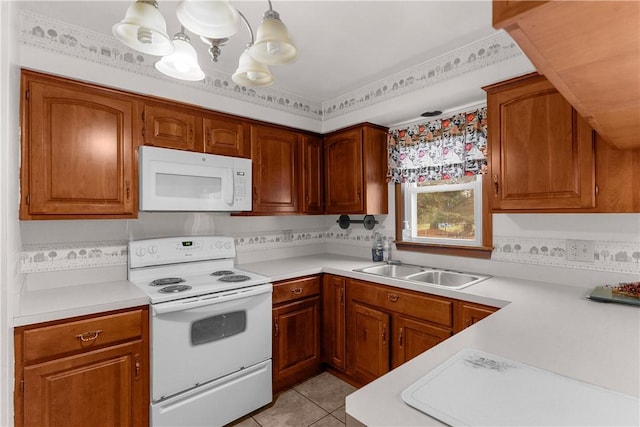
[456, 301, 498, 333]
[251, 125, 300, 213]
[21, 72, 136, 219]
[392, 315, 451, 369]
[301, 134, 324, 214]
[486, 74, 595, 210]
[322, 275, 346, 370]
[324, 128, 364, 214]
[143, 103, 202, 151]
[272, 297, 321, 392]
[23, 341, 145, 427]
[203, 114, 250, 158]
[348, 301, 390, 384]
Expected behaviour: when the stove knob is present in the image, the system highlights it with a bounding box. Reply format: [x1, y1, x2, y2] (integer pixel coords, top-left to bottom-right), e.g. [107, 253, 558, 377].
[135, 247, 146, 257]
[224, 241, 232, 250]
[215, 241, 223, 249]
[148, 245, 158, 254]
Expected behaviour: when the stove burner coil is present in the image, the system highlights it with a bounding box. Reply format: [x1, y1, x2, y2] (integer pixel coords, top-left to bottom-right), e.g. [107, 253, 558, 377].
[210, 270, 235, 276]
[218, 274, 251, 283]
[158, 284, 192, 293]
[150, 277, 185, 286]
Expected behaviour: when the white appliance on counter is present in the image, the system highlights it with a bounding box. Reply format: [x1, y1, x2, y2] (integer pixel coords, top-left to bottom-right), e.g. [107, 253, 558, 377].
[128, 236, 272, 427]
[139, 146, 252, 212]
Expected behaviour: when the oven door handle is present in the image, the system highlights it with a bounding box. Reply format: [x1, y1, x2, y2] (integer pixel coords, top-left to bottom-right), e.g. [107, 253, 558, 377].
[152, 283, 272, 315]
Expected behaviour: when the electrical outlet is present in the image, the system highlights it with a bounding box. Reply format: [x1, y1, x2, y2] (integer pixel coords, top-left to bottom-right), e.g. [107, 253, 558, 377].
[282, 230, 293, 242]
[566, 239, 595, 262]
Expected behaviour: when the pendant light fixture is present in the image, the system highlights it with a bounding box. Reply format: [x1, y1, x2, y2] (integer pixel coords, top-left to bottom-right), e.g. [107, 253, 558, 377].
[248, 6, 298, 65]
[176, 0, 240, 39]
[155, 27, 205, 81]
[112, 0, 174, 56]
[113, 0, 297, 87]
[232, 11, 274, 87]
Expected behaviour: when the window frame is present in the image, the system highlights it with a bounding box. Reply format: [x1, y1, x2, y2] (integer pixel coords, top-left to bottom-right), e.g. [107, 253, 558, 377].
[394, 172, 493, 259]
[404, 175, 483, 247]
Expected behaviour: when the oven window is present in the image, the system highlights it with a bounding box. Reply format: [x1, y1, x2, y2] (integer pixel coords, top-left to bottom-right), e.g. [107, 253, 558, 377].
[191, 311, 247, 346]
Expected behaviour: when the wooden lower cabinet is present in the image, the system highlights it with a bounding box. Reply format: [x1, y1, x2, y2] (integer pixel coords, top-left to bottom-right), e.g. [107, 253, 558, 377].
[322, 274, 346, 370]
[393, 315, 452, 369]
[14, 306, 149, 427]
[272, 276, 322, 393]
[455, 301, 499, 333]
[23, 341, 144, 427]
[349, 302, 390, 384]
[346, 279, 455, 386]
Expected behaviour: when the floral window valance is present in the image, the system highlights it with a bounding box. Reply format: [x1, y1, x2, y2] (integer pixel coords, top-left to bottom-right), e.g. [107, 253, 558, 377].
[387, 107, 488, 183]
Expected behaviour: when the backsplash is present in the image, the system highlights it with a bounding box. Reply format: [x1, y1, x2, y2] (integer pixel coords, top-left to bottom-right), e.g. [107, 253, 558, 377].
[19, 229, 637, 276]
[493, 236, 639, 275]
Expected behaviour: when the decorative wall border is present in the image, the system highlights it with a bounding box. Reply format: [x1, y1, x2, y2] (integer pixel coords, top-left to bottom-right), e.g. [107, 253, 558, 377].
[322, 31, 524, 119]
[19, 232, 638, 275]
[19, 10, 527, 123]
[493, 236, 640, 275]
[19, 10, 322, 120]
[20, 241, 128, 273]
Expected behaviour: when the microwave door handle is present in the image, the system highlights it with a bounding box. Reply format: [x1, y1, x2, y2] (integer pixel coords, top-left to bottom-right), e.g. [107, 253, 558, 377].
[224, 168, 234, 206]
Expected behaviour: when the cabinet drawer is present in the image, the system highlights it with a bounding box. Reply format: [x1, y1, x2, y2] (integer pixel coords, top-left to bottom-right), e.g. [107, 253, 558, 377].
[349, 280, 453, 328]
[273, 276, 321, 305]
[22, 309, 144, 363]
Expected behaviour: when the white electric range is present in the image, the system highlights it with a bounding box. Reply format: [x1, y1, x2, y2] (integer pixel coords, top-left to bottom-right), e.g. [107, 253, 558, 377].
[128, 236, 273, 427]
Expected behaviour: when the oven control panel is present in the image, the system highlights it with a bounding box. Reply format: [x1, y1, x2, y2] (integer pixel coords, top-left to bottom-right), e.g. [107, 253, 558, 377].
[129, 236, 236, 268]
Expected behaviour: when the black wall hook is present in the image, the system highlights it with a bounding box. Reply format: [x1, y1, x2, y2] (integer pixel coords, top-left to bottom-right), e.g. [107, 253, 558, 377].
[336, 215, 378, 230]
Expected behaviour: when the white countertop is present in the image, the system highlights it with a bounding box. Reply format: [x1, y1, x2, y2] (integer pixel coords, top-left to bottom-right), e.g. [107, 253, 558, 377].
[14, 280, 149, 326]
[239, 254, 640, 427]
[15, 253, 639, 426]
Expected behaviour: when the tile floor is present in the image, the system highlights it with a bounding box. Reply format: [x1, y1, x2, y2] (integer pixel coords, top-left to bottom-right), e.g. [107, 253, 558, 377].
[230, 372, 357, 427]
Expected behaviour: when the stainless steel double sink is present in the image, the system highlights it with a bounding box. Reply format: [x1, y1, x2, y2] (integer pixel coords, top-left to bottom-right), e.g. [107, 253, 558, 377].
[353, 263, 490, 290]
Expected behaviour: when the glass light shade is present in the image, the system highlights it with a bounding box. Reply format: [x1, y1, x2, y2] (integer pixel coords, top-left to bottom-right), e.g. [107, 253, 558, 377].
[177, 0, 240, 39]
[232, 49, 274, 87]
[112, 0, 174, 56]
[249, 12, 298, 65]
[155, 36, 205, 81]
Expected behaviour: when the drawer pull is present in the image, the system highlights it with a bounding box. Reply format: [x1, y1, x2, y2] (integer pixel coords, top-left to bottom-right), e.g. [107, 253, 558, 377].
[75, 330, 103, 342]
[291, 287, 303, 295]
[387, 294, 399, 303]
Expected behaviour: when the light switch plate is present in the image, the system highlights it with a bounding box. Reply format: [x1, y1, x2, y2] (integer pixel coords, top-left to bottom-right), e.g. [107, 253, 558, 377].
[566, 239, 595, 262]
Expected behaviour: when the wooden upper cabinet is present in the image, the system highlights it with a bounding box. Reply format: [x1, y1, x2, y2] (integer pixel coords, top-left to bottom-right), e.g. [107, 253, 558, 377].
[20, 70, 137, 219]
[143, 102, 202, 152]
[593, 137, 640, 213]
[493, 1, 640, 150]
[300, 134, 324, 214]
[251, 124, 300, 213]
[203, 114, 250, 158]
[485, 73, 596, 211]
[324, 123, 388, 215]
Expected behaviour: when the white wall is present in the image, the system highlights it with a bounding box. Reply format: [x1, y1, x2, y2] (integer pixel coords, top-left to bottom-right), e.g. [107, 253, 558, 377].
[0, 1, 23, 424]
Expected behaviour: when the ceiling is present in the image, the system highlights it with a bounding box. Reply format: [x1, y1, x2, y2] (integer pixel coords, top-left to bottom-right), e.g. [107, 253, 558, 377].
[17, 1, 535, 128]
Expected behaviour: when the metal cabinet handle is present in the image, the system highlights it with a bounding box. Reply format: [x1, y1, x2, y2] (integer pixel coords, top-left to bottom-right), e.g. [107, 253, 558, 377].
[339, 287, 344, 305]
[398, 327, 404, 347]
[125, 180, 131, 202]
[134, 354, 141, 380]
[273, 319, 279, 337]
[493, 174, 499, 197]
[382, 324, 387, 343]
[75, 330, 102, 342]
[387, 294, 399, 303]
[291, 287, 303, 295]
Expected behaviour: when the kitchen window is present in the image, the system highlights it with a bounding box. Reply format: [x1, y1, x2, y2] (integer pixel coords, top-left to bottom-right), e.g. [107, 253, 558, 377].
[389, 107, 492, 258]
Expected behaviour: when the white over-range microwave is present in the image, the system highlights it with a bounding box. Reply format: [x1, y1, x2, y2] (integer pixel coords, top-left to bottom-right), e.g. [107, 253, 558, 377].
[139, 146, 252, 212]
